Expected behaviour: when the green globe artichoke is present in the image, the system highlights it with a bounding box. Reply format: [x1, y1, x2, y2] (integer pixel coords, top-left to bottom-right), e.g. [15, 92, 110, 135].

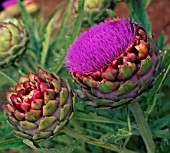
[66, 18, 161, 109]
[73, 0, 115, 27]
[0, 18, 29, 68]
[2, 69, 75, 141]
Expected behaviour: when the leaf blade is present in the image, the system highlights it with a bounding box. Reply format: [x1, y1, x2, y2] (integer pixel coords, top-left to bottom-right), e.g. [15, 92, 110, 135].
[0, 139, 27, 149]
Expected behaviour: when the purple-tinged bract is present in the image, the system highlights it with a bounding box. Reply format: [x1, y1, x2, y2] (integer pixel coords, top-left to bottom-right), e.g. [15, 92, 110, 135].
[66, 19, 137, 73]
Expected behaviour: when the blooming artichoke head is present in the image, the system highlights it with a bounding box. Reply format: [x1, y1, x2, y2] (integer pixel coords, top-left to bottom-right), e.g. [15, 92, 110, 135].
[66, 18, 160, 108]
[0, 18, 29, 68]
[2, 69, 75, 140]
[73, 0, 115, 27]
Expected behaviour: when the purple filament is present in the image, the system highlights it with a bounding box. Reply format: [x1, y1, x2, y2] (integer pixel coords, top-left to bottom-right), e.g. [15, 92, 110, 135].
[2, 0, 17, 8]
[66, 18, 137, 73]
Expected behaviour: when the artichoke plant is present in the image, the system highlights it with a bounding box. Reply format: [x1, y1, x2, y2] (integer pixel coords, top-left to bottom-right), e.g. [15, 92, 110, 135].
[0, 18, 29, 69]
[73, 0, 115, 27]
[2, 68, 75, 141]
[66, 18, 161, 109]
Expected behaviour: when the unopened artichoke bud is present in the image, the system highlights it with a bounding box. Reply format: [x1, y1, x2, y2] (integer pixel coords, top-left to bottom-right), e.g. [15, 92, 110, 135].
[2, 69, 75, 141]
[66, 18, 161, 109]
[0, 18, 29, 68]
[73, 0, 115, 27]
[0, 0, 40, 21]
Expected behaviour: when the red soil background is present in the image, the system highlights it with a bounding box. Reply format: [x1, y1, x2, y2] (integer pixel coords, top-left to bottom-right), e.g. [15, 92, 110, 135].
[37, 0, 170, 45]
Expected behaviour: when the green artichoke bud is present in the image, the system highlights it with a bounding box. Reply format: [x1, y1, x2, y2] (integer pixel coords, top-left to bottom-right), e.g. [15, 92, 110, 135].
[0, 0, 40, 21]
[0, 18, 29, 68]
[73, 0, 115, 27]
[66, 18, 162, 109]
[2, 69, 75, 141]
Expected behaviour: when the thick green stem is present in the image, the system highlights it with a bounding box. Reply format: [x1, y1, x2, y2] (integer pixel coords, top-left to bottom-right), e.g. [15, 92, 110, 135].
[62, 127, 136, 153]
[130, 101, 156, 153]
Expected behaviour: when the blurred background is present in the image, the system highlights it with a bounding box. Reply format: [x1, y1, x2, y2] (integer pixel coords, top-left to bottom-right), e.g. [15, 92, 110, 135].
[39, 0, 170, 44]
[0, 1, 170, 153]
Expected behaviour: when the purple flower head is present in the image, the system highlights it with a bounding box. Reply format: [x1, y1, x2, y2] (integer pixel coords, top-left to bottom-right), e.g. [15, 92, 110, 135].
[66, 18, 138, 73]
[2, 0, 17, 8]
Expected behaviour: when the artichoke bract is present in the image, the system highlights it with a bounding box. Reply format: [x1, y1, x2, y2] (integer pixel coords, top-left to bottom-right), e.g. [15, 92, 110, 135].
[73, 0, 114, 27]
[2, 69, 75, 140]
[0, 18, 29, 68]
[66, 18, 160, 109]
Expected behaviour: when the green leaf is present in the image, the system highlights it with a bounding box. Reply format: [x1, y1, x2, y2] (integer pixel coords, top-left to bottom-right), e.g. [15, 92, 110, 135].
[101, 128, 131, 144]
[126, 0, 151, 34]
[0, 139, 27, 149]
[144, 0, 152, 8]
[40, 18, 54, 66]
[145, 49, 170, 118]
[51, 0, 73, 49]
[158, 32, 165, 50]
[17, 0, 40, 51]
[151, 114, 170, 131]
[153, 129, 170, 139]
[48, 0, 74, 68]
[74, 111, 133, 127]
[54, 0, 85, 74]
[0, 70, 16, 85]
[42, 0, 67, 32]
[106, 9, 116, 18]
[156, 139, 170, 153]
[23, 139, 79, 153]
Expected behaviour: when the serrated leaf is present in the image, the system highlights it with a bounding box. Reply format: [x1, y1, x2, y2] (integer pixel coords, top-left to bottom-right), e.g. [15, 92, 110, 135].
[101, 128, 131, 144]
[0, 139, 27, 149]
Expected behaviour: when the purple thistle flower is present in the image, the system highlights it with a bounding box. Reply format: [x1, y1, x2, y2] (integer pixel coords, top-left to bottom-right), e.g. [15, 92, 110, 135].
[66, 18, 138, 73]
[2, 0, 17, 8]
[65, 17, 160, 109]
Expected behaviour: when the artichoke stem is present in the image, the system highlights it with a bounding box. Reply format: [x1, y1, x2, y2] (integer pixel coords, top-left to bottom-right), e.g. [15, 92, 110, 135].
[62, 127, 135, 153]
[130, 101, 156, 153]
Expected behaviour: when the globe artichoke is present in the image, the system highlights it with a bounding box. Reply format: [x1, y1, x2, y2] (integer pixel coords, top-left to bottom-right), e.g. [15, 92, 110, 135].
[66, 18, 161, 109]
[73, 0, 115, 27]
[0, 18, 29, 68]
[2, 68, 75, 140]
